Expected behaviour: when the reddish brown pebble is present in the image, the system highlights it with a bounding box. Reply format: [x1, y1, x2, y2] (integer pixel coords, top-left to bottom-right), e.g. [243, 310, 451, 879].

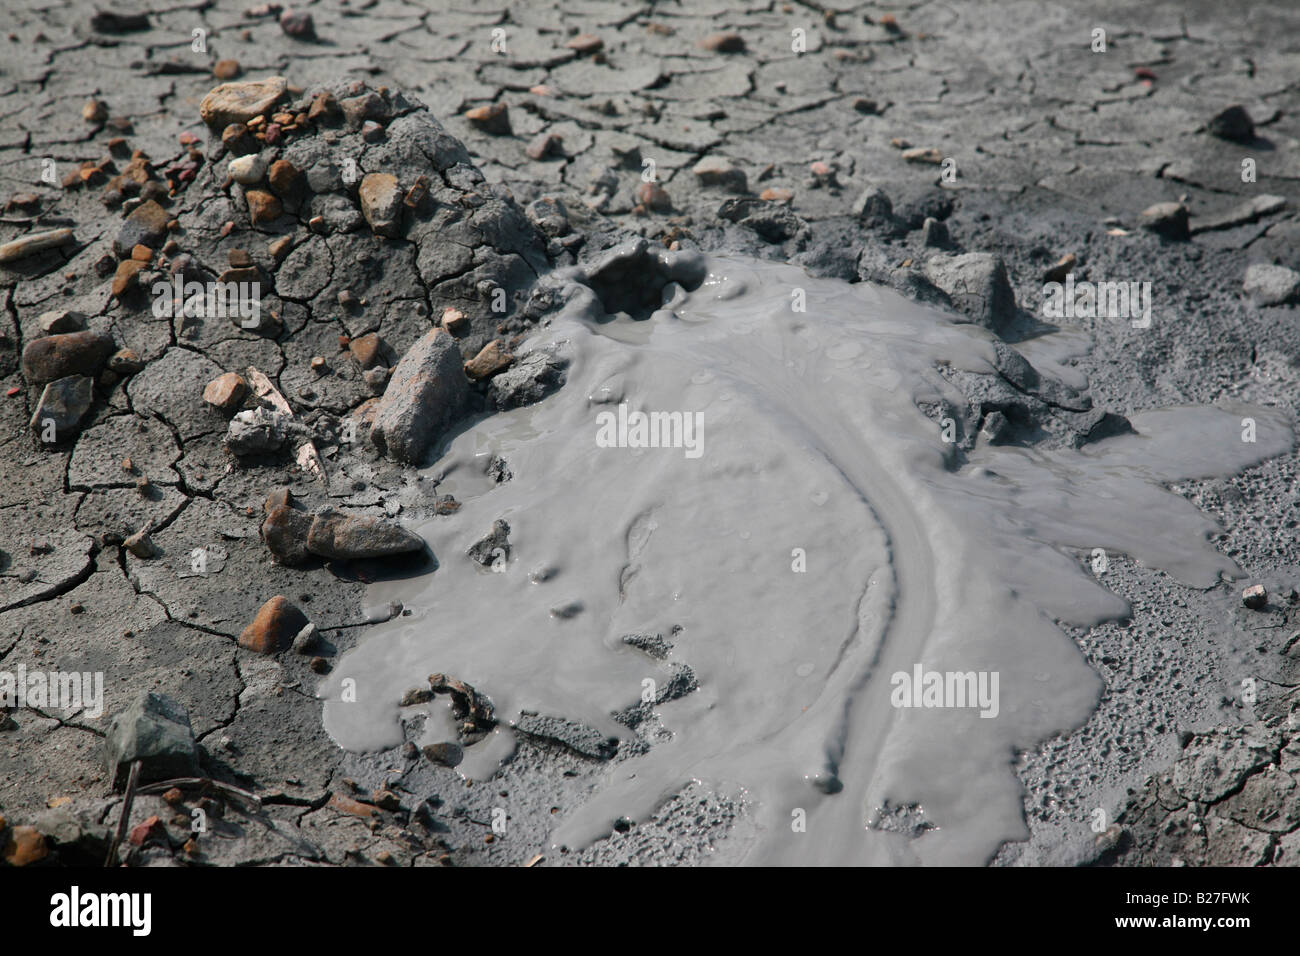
[441, 307, 469, 336]
[636, 182, 671, 211]
[203, 372, 248, 412]
[238, 595, 309, 654]
[245, 189, 282, 224]
[465, 103, 511, 135]
[567, 33, 603, 54]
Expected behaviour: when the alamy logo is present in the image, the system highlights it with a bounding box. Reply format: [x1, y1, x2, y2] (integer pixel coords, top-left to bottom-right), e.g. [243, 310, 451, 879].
[1042, 274, 1151, 328]
[595, 402, 704, 459]
[152, 277, 261, 328]
[890, 664, 1000, 718]
[50, 887, 151, 936]
[0, 665, 103, 718]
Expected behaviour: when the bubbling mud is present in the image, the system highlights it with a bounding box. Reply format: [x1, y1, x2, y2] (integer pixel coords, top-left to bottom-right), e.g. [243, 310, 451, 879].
[321, 243, 1291, 865]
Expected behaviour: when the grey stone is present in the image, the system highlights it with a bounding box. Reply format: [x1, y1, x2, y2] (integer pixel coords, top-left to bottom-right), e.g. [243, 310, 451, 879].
[103, 692, 200, 790]
[359, 173, 403, 237]
[693, 156, 747, 193]
[37, 310, 87, 334]
[921, 217, 951, 248]
[226, 406, 291, 456]
[1243, 263, 1300, 306]
[1207, 104, 1255, 143]
[922, 253, 1017, 333]
[370, 328, 469, 464]
[467, 519, 510, 567]
[306, 508, 424, 559]
[1138, 202, 1190, 241]
[30, 375, 94, 442]
[487, 349, 568, 410]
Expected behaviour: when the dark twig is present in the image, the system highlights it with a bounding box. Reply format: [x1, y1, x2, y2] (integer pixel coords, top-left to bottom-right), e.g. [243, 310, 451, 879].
[104, 759, 142, 867]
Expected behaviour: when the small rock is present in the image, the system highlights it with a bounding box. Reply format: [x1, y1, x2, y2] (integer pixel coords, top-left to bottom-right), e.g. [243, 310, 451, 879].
[245, 189, 282, 224]
[422, 742, 463, 767]
[693, 155, 747, 193]
[759, 187, 793, 203]
[213, 59, 242, 80]
[525, 197, 570, 237]
[1044, 253, 1077, 283]
[464, 340, 514, 381]
[90, 10, 149, 32]
[636, 182, 671, 211]
[108, 348, 145, 375]
[1243, 263, 1300, 307]
[0, 228, 75, 263]
[124, 529, 158, 559]
[261, 501, 314, 565]
[279, 8, 316, 38]
[441, 307, 469, 336]
[901, 146, 943, 164]
[111, 259, 147, 297]
[308, 91, 340, 123]
[1207, 105, 1255, 144]
[339, 92, 389, 129]
[30, 376, 94, 441]
[292, 622, 318, 654]
[228, 154, 267, 185]
[22, 330, 115, 385]
[370, 328, 471, 464]
[202, 372, 248, 413]
[467, 518, 510, 567]
[2, 826, 48, 866]
[37, 309, 87, 335]
[1243, 584, 1268, 610]
[82, 98, 109, 123]
[238, 595, 309, 654]
[226, 406, 290, 456]
[922, 253, 1017, 333]
[1138, 202, 1190, 241]
[221, 123, 258, 156]
[566, 33, 603, 54]
[349, 332, 385, 369]
[487, 349, 567, 410]
[401, 687, 433, 705]
[114, 199, 170, 256]
[128, 815, 167, 848]
[200, 76, 288, 129]
[358, 173, 402, 237]
[699, 32, 745, 53]
[852, 186, 894, 225]
[465, 103, 511, 135]
[921, 217, 950, 248]
[526, 132, 562, 160]
[306, 509, 425, 560]
[103, 692, 200, 789]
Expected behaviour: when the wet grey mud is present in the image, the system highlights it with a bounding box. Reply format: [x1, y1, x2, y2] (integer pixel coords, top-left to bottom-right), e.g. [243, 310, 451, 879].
[324, 242, 1290, 865]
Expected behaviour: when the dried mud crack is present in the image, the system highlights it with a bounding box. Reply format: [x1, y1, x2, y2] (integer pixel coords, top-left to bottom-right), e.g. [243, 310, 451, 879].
[0, 0, 1298, 868]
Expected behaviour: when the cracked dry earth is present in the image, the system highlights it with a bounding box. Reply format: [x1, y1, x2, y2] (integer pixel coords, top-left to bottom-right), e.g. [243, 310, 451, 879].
[1, 0, 1299, 867]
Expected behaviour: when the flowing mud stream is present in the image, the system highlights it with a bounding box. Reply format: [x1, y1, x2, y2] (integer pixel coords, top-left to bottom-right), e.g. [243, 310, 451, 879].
[322, 244, 1291, 865]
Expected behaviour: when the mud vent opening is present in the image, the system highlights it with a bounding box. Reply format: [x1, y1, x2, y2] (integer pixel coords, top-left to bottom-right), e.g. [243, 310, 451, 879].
[582, 239, 707, 320]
